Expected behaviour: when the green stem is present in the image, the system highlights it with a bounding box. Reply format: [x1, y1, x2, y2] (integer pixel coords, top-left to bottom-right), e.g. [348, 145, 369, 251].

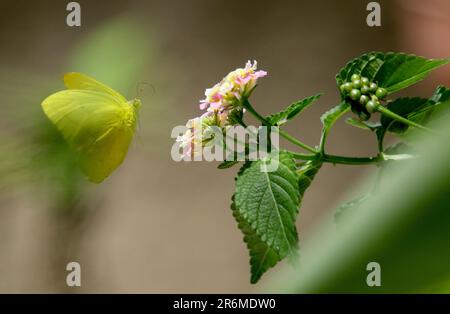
[239, 98, 420, 166]
[291, 152, 415, 165]
[319, 103, 351, 154]
[319, 130, 328, 154]
[290, 152, 317, 161]
[377, 106, 436, 134]
[322, 154, 382, 165]
[278, 129, 317, 154]
[242, 99, 317, 154]
[291, 152, 381, 165]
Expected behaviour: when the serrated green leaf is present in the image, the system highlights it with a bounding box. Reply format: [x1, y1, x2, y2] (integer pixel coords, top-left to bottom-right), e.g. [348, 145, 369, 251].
[376, 87, 450, 149]
[231, 196, 280, 284]
[235, 152, 300, 257]
[336, 52, 385, 88]
[233, 152, 300, 282]
[297, 160, 322, 197]
[374, 54, 449, 93]
[233, 152, 322, 283]
[375, 97, 433, 148]
[381, 97, 433, 134]
[320, 102, 350, 151]
[336, 52, 449, 96]
[321, 102, 351, 131]
[267, 93, 322, 126]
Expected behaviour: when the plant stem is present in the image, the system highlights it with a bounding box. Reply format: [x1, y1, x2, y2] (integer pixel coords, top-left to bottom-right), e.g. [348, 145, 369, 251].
[291, 152, 381, 165]
[291, 152, 415, 165]
[322, 154, 382, 165]
[240, 98, 419, 166]
[242, 99, 318, 154]
[377, 106, 436, 134]
[290, 152, 317, 161]
[278, 129, 317, 154]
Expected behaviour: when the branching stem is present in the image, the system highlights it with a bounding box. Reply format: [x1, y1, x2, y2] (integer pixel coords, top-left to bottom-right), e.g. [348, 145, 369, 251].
[242, 99, 317, 154]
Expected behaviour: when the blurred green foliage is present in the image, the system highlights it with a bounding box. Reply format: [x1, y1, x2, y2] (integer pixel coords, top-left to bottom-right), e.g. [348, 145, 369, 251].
[69, 15, 153, 95]
[269, 119, 450, 293]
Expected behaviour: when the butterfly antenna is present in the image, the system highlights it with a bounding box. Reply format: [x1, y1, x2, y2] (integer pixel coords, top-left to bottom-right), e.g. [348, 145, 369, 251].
[133, 81, 155, 148]
[135, 81, 156, 99]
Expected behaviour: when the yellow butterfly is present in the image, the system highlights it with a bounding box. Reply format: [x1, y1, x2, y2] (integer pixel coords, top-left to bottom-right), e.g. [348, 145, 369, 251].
[41, 72, 141, 183]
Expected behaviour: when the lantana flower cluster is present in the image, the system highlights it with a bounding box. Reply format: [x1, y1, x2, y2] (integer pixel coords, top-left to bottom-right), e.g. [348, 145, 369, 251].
[177, 61, 267, 158]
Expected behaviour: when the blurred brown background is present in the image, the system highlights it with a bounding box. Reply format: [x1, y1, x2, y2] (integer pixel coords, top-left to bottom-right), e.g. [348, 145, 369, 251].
[0, 0, 448, 292]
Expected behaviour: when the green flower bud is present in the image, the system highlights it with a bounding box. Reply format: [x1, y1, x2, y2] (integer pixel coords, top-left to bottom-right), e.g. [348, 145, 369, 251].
[352, 79, 362, 89]
[366, 100, 379, 113]
[369, 82, 378, 92]
[350, 89, 361, 100]
[360, 85, 370, 94]
[371, 94, 379, 102]
[361, 77, 370, 85]
[375, 87, 387, 99]
[351, 74, 361, 82]
[343, 82, 353, 92]
[359, 95, 369, 105]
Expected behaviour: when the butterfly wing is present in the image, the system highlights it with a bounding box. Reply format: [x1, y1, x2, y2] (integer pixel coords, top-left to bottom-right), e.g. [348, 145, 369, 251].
[64, 72, 128, 104]
[41, 90, 137, 183]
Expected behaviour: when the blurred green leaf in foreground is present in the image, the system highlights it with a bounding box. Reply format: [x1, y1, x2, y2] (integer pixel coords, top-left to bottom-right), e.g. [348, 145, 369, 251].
[268, 117, 450, 293]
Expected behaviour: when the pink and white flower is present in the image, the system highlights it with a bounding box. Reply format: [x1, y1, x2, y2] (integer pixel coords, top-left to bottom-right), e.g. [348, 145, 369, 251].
[176, 117, 204, 158]
[199, 60, 267, 120]
[177, 61, 266, 158]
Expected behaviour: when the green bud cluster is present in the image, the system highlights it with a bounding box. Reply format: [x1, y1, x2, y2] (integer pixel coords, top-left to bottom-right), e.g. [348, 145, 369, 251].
[340, 74, 387, 113]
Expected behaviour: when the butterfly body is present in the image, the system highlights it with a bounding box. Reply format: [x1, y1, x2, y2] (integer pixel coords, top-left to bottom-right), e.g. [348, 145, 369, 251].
[41, 73, 140, 183]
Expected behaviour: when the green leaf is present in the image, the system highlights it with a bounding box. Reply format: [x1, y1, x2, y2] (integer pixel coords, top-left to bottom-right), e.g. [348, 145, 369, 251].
[233, 153, 322, 283]
[321, 102, 351, 132]
[336, 52, 385, 88]
[297, 160, 322, 197]
[336, 53, 448, 121]
[233, 161, 280, 283]
[235, 151, 300, 257]
[267, 93, 322, 126]
[375, 97, 433, 149]
[231, 196, 280, 284]
[320, 102, 350, 151]
[425, 86, 450, 123]
[380, 97, 433, 134]
[234, 151, 300, 282]
[218, 160, 239, 169]
[431, 85, 450, 103]
[374, 54, 449, 94]
[336, 52, 449, 95]
[376, 87, 450, 149]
